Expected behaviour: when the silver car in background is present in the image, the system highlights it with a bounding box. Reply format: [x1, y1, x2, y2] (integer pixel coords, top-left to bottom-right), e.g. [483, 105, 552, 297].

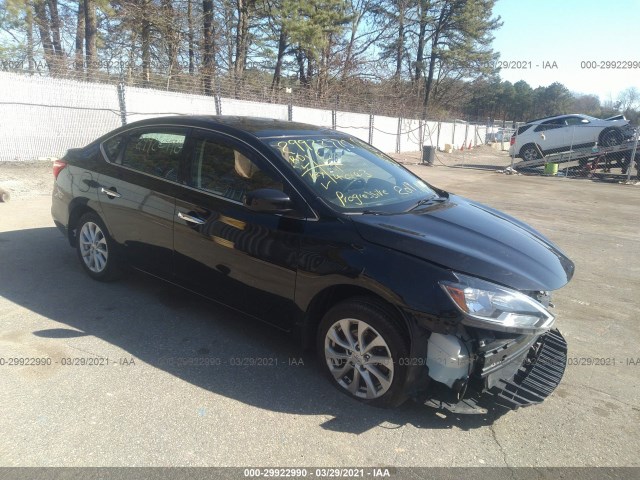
[509, 114, 635, 162]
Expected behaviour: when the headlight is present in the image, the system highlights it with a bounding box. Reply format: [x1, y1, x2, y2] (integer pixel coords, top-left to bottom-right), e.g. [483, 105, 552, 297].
[440, 273, 555, 334]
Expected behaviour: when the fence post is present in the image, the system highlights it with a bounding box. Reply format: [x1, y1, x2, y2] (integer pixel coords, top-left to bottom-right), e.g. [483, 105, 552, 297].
[215, 81, 222, 115]
[464, 121, 469, 149]
[332, 95, 340, 130]
[117, 82, 127, 126]
[286, 88, 293, 121]
[396, 118, 402, 153]
[368, 114, 374, 144]
[626, 128, 640, 181]
[418, 120, 424, 148]
[452, 120, 456, 146]
[436, 121, 441, 150]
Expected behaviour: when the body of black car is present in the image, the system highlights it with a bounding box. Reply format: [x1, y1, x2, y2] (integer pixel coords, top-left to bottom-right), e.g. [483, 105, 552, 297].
[51, 116, 575, 410]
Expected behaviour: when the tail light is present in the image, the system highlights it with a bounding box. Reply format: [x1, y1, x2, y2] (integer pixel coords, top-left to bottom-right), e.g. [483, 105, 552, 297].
[53, 159, 67, 179]
[510, 136, 516, 146]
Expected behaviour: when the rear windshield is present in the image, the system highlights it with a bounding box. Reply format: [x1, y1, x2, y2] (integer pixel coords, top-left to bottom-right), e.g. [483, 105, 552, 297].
[516, 125, 532, 135]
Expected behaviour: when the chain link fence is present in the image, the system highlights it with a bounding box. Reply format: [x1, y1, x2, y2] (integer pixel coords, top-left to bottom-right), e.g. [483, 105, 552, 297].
[0, 71, 489, 162]
[2, 67, 638, 182]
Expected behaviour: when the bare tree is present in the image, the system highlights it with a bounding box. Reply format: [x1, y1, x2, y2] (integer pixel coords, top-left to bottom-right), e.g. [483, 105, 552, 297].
[32, 0, 55, 70]
[234, 0, 255, 81]
[84, 0, 97, 78]
[187, 0, 195, 74]
[617, 87, 640, 112]
[202, 0, 216, 95]
[75, 0, 85, 72]
[26, 2, 35, 72]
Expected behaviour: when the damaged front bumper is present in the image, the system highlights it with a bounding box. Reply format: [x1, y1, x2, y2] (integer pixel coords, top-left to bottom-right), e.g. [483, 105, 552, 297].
[424, 329, 568, 412]
[485, 329, 567, 408]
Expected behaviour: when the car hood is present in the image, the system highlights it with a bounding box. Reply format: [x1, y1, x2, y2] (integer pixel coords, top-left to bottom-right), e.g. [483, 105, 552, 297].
[352, 194, 575, 291]
[606, 118, 630, 126]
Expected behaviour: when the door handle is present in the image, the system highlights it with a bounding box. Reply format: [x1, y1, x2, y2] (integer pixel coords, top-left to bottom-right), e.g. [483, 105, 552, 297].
[177, 211, 206, 225]
[100, 187, 121, 199]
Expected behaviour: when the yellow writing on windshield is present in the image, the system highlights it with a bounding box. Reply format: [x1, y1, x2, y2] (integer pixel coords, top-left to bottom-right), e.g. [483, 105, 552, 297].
[394, 182, 418, 195]
[275, 138, 367, 184]
[335, 188, 390, 207]
[317, 169, 372, 190]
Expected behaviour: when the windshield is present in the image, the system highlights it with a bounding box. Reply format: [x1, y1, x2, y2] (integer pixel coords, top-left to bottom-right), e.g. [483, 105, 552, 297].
[266, 136, 436, 212]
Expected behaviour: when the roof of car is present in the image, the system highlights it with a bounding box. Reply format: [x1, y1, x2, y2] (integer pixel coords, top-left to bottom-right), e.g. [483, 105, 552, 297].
[525, 113, 596, 124]
[119, 115, 338, 139]
[526, 114, 569, 124]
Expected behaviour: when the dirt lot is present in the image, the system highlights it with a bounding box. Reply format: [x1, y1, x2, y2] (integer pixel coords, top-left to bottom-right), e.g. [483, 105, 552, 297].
[1, 148, 639, 468]
[0, 161, 53, 200]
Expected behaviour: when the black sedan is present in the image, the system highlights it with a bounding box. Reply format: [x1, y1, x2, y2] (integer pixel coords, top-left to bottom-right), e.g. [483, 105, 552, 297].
[51, 116, 574, 410]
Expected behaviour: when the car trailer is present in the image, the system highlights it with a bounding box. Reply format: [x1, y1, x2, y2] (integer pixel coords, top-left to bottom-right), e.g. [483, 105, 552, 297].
[513, 139, 640, 177]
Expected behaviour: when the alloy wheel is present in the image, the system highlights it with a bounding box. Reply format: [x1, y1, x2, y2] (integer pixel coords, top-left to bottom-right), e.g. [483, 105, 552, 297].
[79, 221, 109, 273]
[522, 146, 539, 162]
[324, 318, 394, 399]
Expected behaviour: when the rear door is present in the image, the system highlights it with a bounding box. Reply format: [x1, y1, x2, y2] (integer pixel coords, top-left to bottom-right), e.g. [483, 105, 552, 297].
[97, 127, 189, 277]
[173, 129, 302, 329]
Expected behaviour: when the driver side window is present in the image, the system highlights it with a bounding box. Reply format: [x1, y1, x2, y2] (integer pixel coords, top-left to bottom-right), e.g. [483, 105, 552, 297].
[565, 116, 589, 126]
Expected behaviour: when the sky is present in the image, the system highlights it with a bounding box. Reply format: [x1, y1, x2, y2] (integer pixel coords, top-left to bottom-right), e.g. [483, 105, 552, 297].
[491, 0, 640, 102]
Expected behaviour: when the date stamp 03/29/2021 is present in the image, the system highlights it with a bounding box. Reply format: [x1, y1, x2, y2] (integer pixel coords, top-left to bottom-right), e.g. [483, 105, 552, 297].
[493, 59, 640, 70]
[1, 355, 639, 368]
[0, 355, 310, 368]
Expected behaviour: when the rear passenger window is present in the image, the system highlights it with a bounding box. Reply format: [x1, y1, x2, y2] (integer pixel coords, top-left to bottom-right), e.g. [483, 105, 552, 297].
[121, 129, 187, 181]
[534, 119, 566, 132]
[102, 135, 124, 162]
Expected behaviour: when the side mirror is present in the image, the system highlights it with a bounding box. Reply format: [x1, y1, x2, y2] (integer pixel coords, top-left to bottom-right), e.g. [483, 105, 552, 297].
[244, 188, 293, 213]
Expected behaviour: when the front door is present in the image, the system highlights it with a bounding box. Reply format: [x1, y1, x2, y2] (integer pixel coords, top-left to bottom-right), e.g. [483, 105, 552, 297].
[173, 129, 301, 329]
[564, 115, 595, 147]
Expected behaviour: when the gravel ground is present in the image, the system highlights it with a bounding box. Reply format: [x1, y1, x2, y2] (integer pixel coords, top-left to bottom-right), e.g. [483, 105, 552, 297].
[0, 161, 54, 200]
[1, 146, 639, 469]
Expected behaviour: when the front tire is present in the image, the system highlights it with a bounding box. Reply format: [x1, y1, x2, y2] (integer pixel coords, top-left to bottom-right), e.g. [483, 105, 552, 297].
[75, 212, 120, 281]
[317, 297, 410, 408]
[599, 127, 624, 148]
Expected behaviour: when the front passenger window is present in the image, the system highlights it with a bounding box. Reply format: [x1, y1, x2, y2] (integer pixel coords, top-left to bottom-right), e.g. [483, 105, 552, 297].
[189, 138, 283, 202]
[565, 117, 588, 126]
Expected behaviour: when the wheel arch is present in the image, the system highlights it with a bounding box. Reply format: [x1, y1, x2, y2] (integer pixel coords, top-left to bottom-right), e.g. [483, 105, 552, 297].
[67, 199, 100, 247]
[598, 126, 623, 143]
[298, 284, 412, 351]
[519, 142, 542, 158]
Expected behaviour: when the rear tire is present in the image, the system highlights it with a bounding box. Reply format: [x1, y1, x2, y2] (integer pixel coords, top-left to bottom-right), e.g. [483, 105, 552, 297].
[75, 212, 121, 281]
[317, 297, 410, 408]
[520, 143, 541, 162]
